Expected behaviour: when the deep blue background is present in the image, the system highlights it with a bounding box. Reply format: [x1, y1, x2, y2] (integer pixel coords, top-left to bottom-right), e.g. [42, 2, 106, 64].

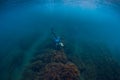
[0, 0, 120, 80]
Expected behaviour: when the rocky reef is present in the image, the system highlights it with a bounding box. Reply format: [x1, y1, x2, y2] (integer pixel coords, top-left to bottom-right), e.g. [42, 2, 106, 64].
[22, 49, 80, 80]
[21, 40, 120, 80]
[66, 42, 120, 80]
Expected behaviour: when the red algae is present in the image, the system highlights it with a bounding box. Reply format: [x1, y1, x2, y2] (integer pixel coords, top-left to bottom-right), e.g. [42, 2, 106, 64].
[22, 49, 80, 80]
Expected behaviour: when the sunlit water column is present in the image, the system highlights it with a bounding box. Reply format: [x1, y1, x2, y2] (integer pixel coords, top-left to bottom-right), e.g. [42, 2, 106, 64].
[17, 1, 56, 80]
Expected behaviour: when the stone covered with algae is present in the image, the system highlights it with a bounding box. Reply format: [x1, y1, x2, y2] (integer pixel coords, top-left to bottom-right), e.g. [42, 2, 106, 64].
[44, 62, 80, 80]
[21, 49, 80, 80]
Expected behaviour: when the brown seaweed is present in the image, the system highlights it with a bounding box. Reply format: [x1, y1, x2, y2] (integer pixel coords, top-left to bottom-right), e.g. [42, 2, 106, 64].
[22, 49, 80, 80]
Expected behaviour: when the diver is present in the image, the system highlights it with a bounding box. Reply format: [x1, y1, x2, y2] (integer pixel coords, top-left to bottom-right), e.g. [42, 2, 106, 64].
[51, 28, 64, 50]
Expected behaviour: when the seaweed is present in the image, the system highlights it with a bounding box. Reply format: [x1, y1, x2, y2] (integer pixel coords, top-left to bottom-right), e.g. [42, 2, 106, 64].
[22, 49, 80, 80]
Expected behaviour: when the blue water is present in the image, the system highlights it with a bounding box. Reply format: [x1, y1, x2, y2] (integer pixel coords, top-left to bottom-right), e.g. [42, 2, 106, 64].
[0, 0, 120, 80]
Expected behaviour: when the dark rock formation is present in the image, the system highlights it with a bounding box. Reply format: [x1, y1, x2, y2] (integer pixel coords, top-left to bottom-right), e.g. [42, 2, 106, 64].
[67, 42, 120, 80]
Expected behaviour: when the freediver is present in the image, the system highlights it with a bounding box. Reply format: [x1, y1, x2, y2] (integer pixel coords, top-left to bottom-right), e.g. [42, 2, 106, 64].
[51, 28, 64, 50]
